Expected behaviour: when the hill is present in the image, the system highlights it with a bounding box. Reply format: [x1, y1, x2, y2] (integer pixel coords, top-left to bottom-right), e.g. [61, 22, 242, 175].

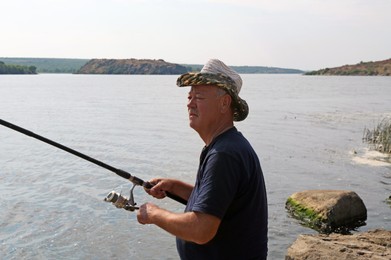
[232, 66, 303, 74]
[78, 59, 304, 74]
[305, 58, 391, 76]
[0, 57, 305, 74]
[183, 64, 303, 74]
[77, 59, 188, 74]
[0, 58, 89, 73]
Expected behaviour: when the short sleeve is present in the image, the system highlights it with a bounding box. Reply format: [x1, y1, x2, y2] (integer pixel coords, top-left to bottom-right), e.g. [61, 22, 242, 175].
[191, 151, 241, 219]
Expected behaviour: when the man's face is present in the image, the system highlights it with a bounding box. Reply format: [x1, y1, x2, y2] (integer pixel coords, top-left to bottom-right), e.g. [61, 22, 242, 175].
[187, 85, 223, 134]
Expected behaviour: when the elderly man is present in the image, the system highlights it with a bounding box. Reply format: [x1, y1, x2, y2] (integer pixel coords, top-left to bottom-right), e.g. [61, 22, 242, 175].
[137, 59, 268, 259]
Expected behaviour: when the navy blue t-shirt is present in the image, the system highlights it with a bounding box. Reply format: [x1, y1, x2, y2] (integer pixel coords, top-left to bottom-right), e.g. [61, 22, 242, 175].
[176, 127, 268, 259]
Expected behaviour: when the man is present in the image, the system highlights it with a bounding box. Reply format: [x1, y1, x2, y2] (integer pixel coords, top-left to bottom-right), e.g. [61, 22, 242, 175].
[137, 59, 268, 259]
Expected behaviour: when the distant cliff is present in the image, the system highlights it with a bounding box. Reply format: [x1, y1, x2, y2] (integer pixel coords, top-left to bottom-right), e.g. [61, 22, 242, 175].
[305, 58, 391, 76]
[77, 59, 188, 75]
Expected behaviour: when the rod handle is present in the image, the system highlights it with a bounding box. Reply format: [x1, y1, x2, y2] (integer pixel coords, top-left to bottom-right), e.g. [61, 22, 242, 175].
[144, 181, 187, 205]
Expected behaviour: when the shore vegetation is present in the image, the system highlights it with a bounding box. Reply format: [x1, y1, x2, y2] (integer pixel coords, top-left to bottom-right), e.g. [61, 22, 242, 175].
[363, 117, 391, 154]
[0, 61, 37, 74]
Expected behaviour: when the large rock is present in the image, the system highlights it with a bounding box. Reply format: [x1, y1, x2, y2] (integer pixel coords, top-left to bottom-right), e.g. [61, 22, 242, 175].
[286, 190, 367, 233]
[286, 229, 391, 259]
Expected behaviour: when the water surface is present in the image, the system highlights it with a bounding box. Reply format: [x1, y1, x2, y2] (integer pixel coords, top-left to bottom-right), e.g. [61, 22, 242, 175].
[0, 74, 390, 259]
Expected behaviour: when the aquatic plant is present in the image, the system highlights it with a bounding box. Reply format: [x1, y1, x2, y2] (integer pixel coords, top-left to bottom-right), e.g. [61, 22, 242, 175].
[363, 117, 391, 154]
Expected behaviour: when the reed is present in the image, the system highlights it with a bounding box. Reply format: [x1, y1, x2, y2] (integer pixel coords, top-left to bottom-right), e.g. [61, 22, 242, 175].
[362, 117, 391, 154]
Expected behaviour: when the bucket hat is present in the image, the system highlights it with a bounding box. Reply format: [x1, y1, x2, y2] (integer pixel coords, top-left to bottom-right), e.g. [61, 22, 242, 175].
[176, 59, 249, 121]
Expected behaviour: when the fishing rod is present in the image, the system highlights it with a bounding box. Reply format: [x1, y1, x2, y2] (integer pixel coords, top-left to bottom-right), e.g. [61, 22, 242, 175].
[0, 118, 187, 210]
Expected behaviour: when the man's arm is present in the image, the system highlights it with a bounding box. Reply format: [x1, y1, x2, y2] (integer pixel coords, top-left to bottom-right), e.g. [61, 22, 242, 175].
[137, 203, 221, 244]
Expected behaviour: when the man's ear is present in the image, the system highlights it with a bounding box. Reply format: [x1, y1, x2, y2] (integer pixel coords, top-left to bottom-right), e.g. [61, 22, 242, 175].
[220, 94, 232, 113]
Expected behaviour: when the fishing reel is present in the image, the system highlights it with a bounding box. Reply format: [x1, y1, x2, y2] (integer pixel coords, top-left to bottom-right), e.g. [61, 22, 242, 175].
[104, 184, 139, 211]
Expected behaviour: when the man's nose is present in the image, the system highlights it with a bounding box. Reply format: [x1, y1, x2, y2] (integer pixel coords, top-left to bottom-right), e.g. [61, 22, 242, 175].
[187, 97, 195, 108]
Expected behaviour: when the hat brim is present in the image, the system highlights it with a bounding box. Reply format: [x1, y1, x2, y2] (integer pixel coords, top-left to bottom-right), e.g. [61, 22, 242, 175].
[177, 72, 249, 121]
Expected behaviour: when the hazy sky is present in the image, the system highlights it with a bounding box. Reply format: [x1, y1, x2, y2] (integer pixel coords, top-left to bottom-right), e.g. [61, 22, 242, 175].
[1, 0, 390, 70]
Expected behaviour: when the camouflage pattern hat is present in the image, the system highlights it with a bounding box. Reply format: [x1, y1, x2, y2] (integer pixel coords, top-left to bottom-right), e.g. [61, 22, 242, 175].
[176, 59, 249, 121]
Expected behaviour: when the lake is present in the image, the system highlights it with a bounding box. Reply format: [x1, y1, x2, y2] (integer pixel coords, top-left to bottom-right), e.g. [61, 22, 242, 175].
[0, 74, 390, 259]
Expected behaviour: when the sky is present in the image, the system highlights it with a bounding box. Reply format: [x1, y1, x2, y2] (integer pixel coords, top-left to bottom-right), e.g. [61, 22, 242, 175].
[1, 0, 391, 70]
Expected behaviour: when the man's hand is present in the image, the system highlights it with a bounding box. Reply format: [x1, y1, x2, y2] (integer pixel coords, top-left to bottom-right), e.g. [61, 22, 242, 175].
[137, 202, 160, 224]
[145, 178, 174, 199]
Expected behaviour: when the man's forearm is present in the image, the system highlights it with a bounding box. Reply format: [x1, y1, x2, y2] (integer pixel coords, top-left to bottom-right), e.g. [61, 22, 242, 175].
[170, 179, 194, 201]
[147, 206, 219, 244]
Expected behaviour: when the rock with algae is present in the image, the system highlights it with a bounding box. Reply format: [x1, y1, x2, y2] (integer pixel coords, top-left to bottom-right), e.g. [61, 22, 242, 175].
[286, 190, 367, 233]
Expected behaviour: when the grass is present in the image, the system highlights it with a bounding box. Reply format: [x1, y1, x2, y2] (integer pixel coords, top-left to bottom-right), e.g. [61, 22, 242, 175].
[363, 117, 391, 154]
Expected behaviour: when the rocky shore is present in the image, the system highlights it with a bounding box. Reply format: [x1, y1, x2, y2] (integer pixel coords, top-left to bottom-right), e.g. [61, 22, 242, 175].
[286, 229, 391, 259]
[285, 190, 390, 259]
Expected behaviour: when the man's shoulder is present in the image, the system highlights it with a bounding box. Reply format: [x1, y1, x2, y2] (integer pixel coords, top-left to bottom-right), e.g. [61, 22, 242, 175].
[217, 128, 249, 148]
